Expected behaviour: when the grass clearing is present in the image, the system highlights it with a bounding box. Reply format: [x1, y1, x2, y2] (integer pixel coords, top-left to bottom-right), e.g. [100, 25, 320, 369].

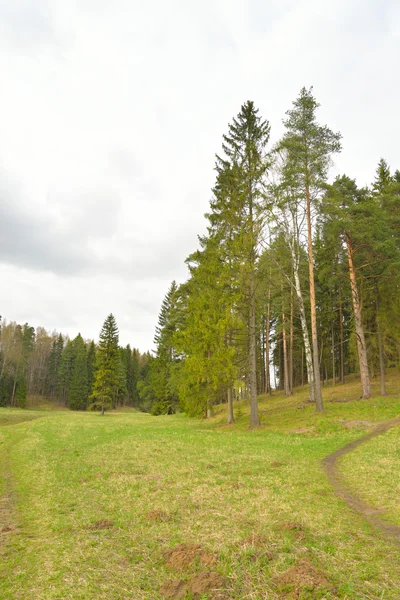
[1, 373, 400, 599]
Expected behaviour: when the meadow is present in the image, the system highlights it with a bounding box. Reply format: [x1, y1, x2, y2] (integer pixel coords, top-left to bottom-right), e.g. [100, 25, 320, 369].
[1, 373, 400, 599]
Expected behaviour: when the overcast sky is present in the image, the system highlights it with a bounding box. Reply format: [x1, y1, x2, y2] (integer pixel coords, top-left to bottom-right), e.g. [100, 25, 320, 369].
[0, 0, 399, 351]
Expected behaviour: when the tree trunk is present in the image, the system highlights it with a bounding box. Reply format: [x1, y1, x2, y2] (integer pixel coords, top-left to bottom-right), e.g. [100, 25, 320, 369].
[306, 186, 323, 412]
[265, 284, 271, 394]
[332, 323, 336, 386]
[249, 273, 260, 426]
[375, 289, 386, 396]
[282, 302, 291, 396]
[339, 287, 345, 384]
[227, 387, 234, 424]
[346, 232, 371, 398]
[289, 287, 294, 394]
[293, 262, 315, 401]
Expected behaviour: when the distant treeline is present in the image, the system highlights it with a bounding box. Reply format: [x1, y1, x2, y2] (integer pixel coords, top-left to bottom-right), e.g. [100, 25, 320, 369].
[0, 315, 155, 412]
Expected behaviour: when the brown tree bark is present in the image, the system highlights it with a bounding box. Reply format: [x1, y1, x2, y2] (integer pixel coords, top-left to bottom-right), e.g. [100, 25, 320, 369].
[265, 284, 271, 394]
[375, 289, 386, 396]
[306, 186, 324, 412]
[289, 287, 294, 394]
[339, 287, 345, 384]
[332, 323, 336, 386]
[346, 232, 371, 398]
[282, 306, 291, 396]
[227, 386, 234, 424]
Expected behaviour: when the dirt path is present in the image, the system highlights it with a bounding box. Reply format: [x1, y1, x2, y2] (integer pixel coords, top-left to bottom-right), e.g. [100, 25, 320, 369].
[323, 416, 400, 544]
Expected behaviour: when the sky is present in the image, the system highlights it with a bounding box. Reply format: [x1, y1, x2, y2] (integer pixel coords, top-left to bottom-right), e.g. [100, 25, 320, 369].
[0, 0, 399, 351]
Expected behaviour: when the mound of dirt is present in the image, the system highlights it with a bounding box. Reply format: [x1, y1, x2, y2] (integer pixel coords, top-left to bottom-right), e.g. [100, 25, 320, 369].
[274, 559, 330, 597]
[89, 519, 114, 530]
[190, 571, 226, 596]
[159, 578, 187, 599]
[270, 461, 285, 467]
[165, 544, 217, 570]
[147, 509, 171, 522]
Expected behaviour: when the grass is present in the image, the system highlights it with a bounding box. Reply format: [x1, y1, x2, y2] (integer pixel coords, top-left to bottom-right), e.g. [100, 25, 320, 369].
[340, 425, 400, 527]
[0, 372, 400, 599]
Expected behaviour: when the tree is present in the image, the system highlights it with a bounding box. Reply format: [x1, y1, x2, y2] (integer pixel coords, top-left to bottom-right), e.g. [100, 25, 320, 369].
[151, 281, 182, 414]
[90, 314, 120, 415]
[86, 341, 97, 398]
[278, 87, 342, 411]
[323, 176, 373, 398]
[68, 334, 88, 410]
[216, 101, 271, 426]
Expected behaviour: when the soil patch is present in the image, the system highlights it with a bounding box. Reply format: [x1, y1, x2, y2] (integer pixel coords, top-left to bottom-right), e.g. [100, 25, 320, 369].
[89, 519, 114, 530]
[147, 509, 171, 522]
[270, 461, 285, 468]
[165, 543, 217, 570]
[190, 571, 226, 597]
[159, 579, 187, 599]
[340, 420, 372, 429]
[1, 525, 14, 533]
[274, 559, 330, 598]
[323, 416, 400, 544]
[289, 427, 315, 435]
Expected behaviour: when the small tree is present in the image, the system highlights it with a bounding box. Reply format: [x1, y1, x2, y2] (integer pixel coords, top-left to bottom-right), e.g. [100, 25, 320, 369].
[90, 314, 120, 415]
[68, 334, 88, 410]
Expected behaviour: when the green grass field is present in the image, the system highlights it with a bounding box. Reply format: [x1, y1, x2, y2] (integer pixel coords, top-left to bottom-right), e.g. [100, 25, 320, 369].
[1, 374, 400, 599]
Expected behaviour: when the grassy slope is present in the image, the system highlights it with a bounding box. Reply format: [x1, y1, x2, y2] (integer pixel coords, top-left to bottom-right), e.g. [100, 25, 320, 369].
[0, 372, 399, 600]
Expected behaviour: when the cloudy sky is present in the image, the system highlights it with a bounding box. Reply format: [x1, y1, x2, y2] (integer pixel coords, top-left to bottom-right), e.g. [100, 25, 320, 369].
[0, 0, 399, 350]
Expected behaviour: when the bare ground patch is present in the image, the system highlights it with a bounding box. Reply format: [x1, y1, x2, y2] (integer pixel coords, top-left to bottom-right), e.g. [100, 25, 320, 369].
[273, 559, 332, 598]
[165, 543, 217, 570]
[147, 509, 171, 522]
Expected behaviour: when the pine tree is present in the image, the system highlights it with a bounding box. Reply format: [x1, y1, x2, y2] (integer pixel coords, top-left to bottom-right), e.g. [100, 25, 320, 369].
[278, 87, 341, 412]
[90, 314, 120, 414]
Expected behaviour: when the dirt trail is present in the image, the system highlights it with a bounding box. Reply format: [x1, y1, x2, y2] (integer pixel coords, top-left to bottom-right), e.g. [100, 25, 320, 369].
[323, 416, 400, 544]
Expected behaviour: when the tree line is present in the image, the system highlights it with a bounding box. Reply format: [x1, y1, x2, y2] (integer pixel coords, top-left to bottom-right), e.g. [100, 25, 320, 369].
[0, 314, 155, 412]
[146, 87, 400, 423]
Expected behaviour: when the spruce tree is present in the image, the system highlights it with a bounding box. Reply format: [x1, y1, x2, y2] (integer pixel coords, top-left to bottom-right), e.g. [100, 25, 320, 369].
[151, 282, 182, 414]
[90, 314, 120, 414]
[216, 101, 270, 426]
[68, 334, 88, 410]
[86, 341, 97, 398]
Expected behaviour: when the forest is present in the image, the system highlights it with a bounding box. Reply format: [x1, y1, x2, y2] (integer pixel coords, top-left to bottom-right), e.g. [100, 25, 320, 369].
[1, 87, 399, 421]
